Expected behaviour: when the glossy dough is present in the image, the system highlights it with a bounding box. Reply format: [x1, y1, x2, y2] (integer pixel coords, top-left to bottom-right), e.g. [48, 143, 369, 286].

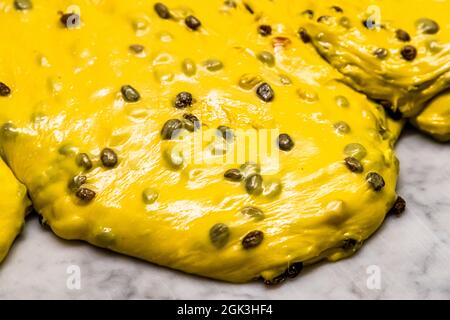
[0, 0, 446, 282]
[0, 159, 29, 262]
[411, 91, 450, 141]
[302, 0, 450, 138]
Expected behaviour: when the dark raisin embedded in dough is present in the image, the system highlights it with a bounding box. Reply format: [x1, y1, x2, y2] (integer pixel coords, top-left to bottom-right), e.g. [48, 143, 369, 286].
[317, 15, 332, 24]
[224, 168, 243, 181]
[287, 262, 304, 278]
[142, 188, 159, 204]
[342, 238, 358, 250]
[76, 187, 96, 202]
[334, 121, 351, 134]
[14, 0, 32, 10]
[258, 24, 272, 36]
[100, 148, 118, 168]
[182, 113, 200, 131]
[264, 261, 303, 285]
[60, 13, 80, 29]
[204, 59, 223, 71]
[298, 27, 311, 43]
[330, 5, 343, 13]
[339, 17, 352, 28]
[241, 206, 265, 220]
[264, 273, 287, 286]
[68, 175, 87, 192]
[58, 143, 78, 156]
[242, 230, 264, 249]
[217, 125, 234, 141]
[129, 44, 145, 54]
[344, 157, 363, 173]
[335, 95, 350, 108]
[174, 91, 193, 109]
[153, 2, 171, 19]
[362, 19, 377, 29]
[374, 48, 388, 59]
[416, 18, 439, 35]
[238, 73, 262, 90]
[301, 9, 314, 19]
[0, 82, 11, 96]
[240, 162, 261, 177]
[278, 133, 294, 151]
[121, 85, 140, 102]
[181, 58, 196, 77]
[257, 51, 275, 66]
[76, 153, 93, 171]
[344, 143, 367, 160]
[256, 82, 274, 102]
[185, 15, 201, 31]
[395, 29, 411, 42]
[388, 196, 406, 215]
[161, 119, 183, 140]
[245, 174, 263, 195]
[400, 45, 417, 61]
[209, 223, 230, 248]
[224, 0, 237, 8]
[366, 172, 385, 191]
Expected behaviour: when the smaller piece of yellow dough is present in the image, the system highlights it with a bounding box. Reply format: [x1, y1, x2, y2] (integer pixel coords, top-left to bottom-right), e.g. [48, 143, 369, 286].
[302, 0, 450, 118]
[411, 91, 450, 142]
[0, 158, 30, 262]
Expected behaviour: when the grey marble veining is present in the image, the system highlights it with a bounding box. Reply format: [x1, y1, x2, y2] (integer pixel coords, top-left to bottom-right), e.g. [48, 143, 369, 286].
[0, 127, 449, 299]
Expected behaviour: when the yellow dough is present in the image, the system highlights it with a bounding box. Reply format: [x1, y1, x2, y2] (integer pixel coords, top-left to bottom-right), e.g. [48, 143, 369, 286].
[0, 158, 29, 262]
[302, 0, 450, 119]
[411, 91, 450, 141]
[0, 0, 442, 283]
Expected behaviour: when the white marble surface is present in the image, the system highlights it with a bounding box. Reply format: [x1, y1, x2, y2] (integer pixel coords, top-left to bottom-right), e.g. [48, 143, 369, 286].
[0, 127, 449, 300]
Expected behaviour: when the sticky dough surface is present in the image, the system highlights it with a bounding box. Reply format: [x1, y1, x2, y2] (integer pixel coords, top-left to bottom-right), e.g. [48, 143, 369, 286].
[0, 0, 436, 282]
[302, 0, 450, 130]
[0, 159, 29, 263]
[412, 91, 450, 141]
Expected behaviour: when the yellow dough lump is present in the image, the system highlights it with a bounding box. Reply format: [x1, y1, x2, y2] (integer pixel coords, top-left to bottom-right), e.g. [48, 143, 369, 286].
[411, 91, 450, 142]
[301, 0, 450, 138]
[0, 158, 30, 262]
[0, 0, 427, 283]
